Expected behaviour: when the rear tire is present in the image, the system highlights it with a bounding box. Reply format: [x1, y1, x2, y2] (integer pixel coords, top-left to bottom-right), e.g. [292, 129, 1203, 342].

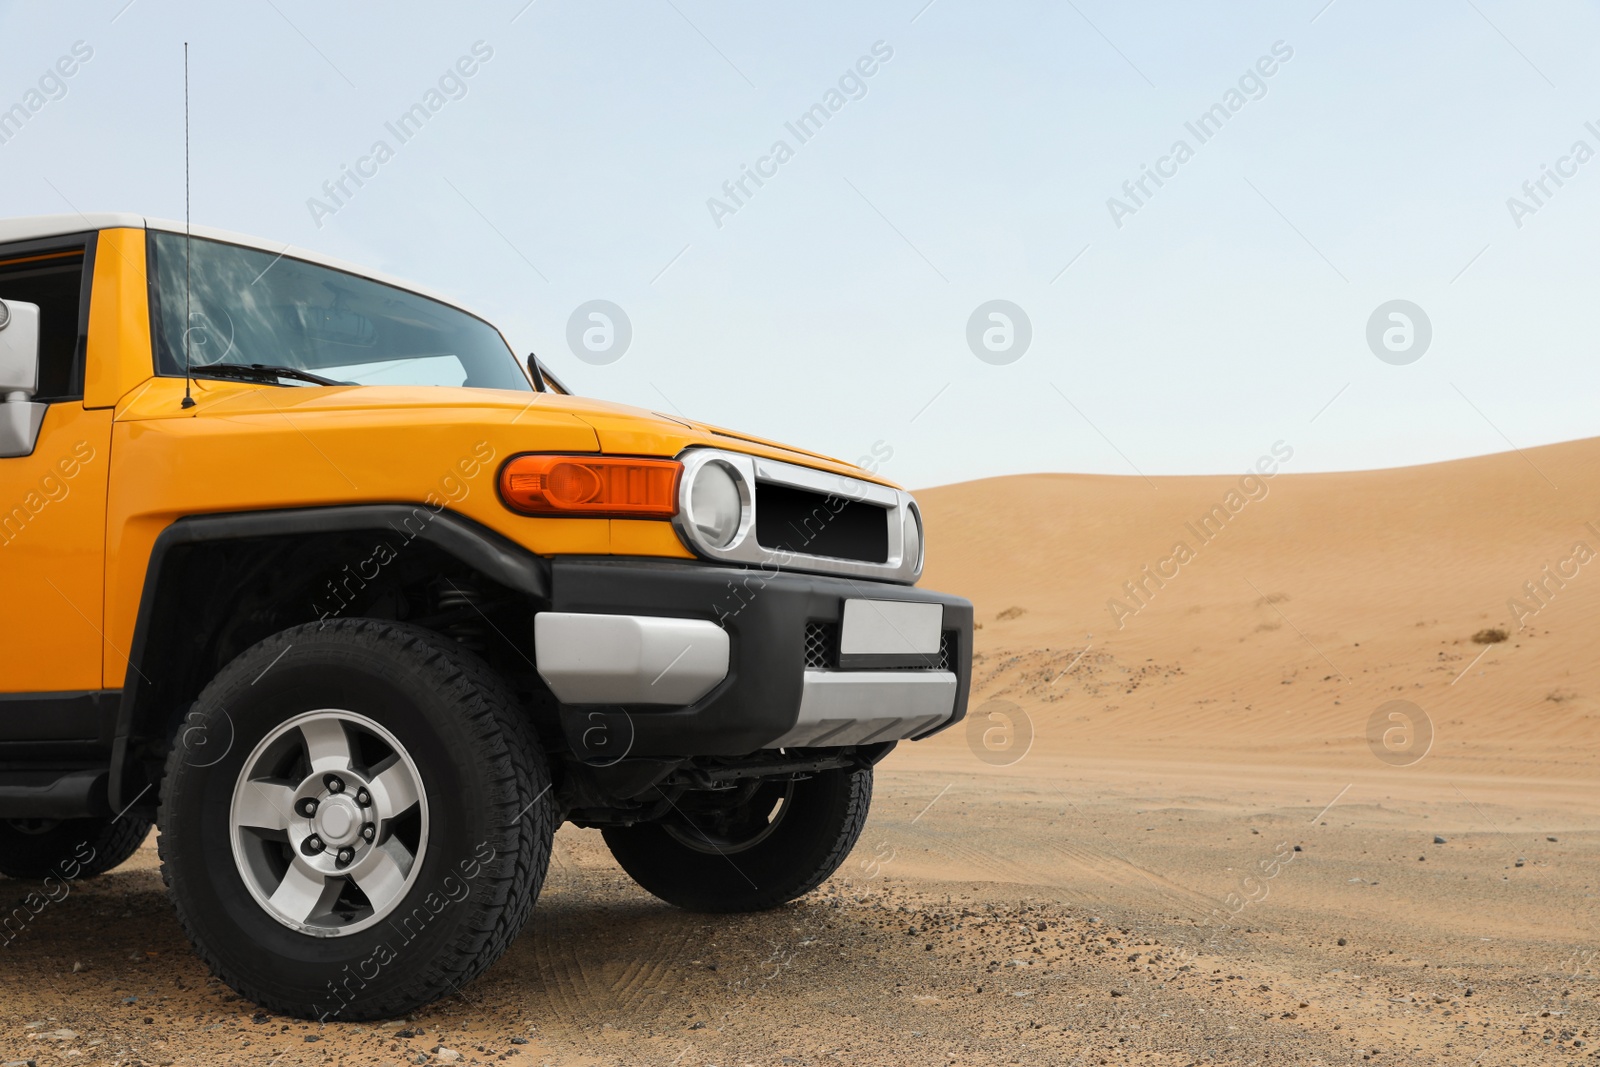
[157, 619, 554, 1021]
[602, 766, 871, 912]
[0, 814, 152, 881]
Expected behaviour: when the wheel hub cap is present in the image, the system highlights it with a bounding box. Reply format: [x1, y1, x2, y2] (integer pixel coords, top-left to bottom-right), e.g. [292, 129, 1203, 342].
[314, 795, 360, 846]
[229, 709, 429, 937]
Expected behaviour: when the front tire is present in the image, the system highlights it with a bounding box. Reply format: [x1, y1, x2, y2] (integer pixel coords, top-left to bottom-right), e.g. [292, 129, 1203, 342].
[0, 814, 151, 881]
[158, 619, 554, 1021]
[602, 766, 872, 913]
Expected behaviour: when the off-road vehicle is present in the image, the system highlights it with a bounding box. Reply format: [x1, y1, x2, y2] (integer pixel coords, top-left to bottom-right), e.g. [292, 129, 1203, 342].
[0, 214, 972, 1020]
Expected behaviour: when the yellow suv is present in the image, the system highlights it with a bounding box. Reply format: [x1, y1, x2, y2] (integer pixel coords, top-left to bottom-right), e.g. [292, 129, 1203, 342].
[0, 215, 972, 1020]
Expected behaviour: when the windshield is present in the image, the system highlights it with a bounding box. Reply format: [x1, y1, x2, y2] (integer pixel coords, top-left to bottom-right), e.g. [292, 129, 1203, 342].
[147, 232, 530, 391]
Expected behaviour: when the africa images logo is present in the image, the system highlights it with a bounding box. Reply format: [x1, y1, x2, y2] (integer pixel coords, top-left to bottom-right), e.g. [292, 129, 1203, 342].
[1366, 300, 1431, 365]
[566, 300, 632, 365]
[966, 301, 1032, 365]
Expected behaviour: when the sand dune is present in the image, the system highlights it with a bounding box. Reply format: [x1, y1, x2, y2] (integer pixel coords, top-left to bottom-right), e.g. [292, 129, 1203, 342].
[912, 437, 1600, 784]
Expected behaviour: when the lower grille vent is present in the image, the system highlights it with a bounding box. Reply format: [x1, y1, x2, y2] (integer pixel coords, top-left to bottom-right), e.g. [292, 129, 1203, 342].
[804, 621, 838, 668]
[803, 623, 956, 671]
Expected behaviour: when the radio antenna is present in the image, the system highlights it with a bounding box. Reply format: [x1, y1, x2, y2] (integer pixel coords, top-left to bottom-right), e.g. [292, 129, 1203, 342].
[180, 42, 196, 409]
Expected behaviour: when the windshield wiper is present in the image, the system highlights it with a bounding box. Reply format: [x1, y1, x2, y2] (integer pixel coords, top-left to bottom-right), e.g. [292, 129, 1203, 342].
[192, 362, 347, 387]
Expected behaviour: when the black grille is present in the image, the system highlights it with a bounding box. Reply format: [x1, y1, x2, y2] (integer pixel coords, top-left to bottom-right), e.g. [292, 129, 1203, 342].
[804, 621, 837, 668]
[756, 482, 889, 564]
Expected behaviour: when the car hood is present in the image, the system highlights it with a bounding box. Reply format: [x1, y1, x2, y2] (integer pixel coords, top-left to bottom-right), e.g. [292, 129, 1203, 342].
[548, 393, 892, 485]
[116, 380, 897, 488]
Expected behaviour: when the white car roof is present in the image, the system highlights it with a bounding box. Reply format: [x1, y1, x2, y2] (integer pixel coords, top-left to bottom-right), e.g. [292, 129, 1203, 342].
[0, 213, 501, 327]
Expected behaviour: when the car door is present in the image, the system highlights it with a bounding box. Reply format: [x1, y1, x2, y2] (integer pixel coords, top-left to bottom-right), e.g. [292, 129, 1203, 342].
[0, 231, 116, 739]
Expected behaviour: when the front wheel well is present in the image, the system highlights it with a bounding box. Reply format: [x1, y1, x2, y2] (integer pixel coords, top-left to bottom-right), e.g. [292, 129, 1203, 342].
[113, 506, 557, 811]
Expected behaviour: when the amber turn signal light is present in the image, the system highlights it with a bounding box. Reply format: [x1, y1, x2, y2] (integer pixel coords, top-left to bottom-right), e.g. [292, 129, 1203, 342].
[499, 454, 681, 518]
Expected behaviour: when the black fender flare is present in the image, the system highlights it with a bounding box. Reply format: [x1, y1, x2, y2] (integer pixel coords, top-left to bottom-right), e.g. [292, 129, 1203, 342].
[108, 504, 550, 810]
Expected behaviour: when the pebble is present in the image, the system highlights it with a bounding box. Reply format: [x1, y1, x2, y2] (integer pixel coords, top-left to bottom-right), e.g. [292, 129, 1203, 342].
[434, 1048, 462, 1064]
[1433, 836, 1447, 844]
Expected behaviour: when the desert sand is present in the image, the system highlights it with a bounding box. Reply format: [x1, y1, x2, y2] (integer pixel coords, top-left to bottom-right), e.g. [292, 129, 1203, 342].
[2, 439, 1596, 1065]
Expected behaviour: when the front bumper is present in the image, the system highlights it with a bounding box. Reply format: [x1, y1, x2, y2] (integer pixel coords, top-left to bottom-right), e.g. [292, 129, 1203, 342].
[540, 557, 973, 759]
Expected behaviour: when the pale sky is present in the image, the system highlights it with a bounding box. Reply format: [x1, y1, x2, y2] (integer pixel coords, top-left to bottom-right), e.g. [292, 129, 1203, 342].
[3, 0, 1597, 489]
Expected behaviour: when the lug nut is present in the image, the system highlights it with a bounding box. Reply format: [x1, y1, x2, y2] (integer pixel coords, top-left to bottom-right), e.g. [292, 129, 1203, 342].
[361, 823, 375, 842]
[336, 847, 355, 867]
[302, 835, 325, 855]
[297, 797, 319, 818]
[355, 787, 371, 808]
[325, 775, 345, 795]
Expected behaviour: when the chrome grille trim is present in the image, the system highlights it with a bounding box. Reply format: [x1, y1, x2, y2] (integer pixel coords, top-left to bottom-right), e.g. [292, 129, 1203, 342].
[672, 447, 924, 584]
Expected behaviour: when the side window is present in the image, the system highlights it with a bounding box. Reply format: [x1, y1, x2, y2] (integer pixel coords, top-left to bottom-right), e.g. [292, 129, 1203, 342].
[0, 237, 93, 402]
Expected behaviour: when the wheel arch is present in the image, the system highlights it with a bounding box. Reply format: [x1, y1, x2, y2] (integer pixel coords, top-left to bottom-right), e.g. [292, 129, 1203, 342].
[110, 504, 551, 812]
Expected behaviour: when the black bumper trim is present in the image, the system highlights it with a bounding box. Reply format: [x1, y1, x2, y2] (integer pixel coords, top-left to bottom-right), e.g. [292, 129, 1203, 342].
[547, 557, 973, 759]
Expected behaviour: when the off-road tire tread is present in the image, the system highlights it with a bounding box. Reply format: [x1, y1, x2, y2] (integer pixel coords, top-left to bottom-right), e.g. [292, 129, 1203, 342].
[157, 618, 553, 1020]
[604, 766, 872, 913]
[772, 767, 872, 909]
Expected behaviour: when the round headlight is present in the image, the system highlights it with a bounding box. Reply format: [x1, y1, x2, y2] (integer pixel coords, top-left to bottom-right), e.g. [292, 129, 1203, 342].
[689, 461, 743, 548]
[904, 501, 924, 572]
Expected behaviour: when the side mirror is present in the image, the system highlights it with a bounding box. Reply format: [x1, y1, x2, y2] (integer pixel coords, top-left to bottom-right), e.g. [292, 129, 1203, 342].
[526, 354, 571, 395]
[0, 299, 47, 459]
[528, 355, 570, 396]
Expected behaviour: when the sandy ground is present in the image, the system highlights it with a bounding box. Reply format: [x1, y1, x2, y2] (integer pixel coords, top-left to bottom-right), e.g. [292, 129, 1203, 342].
[3, 439, 1598, 1065]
